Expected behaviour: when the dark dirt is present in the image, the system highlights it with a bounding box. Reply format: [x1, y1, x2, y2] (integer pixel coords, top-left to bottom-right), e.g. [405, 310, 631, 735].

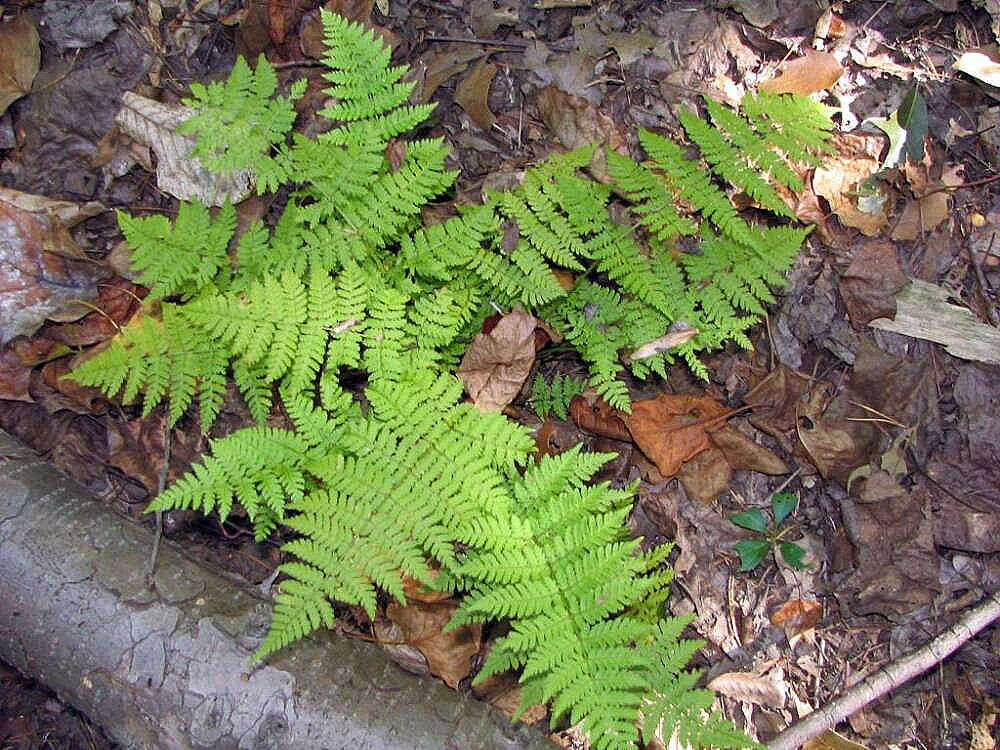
[0, 660, 116, 750]
[2, 0, 1000, 748]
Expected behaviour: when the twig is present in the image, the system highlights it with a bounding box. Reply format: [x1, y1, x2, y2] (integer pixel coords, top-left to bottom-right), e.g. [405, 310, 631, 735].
[967, 230, 998, 326]
[767, 592, 1000, 750]
[146, 416, 171, 589]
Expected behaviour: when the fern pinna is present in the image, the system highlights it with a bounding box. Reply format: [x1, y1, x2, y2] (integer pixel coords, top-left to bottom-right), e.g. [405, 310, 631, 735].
[64, 9, 834, 749]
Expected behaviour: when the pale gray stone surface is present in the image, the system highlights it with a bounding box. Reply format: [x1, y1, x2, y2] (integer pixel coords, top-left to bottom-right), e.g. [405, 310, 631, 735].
[0, 430, 553, 749]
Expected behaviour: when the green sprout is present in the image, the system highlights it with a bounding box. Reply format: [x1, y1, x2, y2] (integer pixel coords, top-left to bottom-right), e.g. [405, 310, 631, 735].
[728, 492, 811, 572]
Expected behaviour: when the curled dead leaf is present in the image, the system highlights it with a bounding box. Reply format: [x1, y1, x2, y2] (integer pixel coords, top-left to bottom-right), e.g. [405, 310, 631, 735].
[623, 394, 730, 477]
[458, 308, 537, 412]
[386, 600, 481, 688]
[569, 394, 631, 441]
[707, 671, 786, 708]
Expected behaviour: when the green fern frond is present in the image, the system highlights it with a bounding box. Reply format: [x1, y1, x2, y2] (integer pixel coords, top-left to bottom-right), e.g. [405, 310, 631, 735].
[679, 106, 793, 218]
[740, 91, 835, 165]
[118, 201, 235, 300]
[146, 426, 316, 537]
[702, 97, 803, 192]
[180, 54, 305, 193]
[69, 305, 229, 430]
[531, 374, 585, 420]
[318, 10, 436, 144]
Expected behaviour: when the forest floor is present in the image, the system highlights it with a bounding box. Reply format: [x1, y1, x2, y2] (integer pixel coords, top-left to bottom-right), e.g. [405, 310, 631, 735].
[1, 0, 999, 748]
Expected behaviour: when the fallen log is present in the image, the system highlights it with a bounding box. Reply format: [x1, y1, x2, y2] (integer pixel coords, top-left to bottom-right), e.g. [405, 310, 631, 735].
[0, 430, 553, 749]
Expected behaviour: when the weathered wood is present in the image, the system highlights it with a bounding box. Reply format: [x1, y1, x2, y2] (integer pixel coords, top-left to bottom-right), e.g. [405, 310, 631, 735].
[0, 430, 553, 750]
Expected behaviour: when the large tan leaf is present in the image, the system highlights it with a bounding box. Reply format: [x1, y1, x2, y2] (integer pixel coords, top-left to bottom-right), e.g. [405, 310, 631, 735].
[458, 308, 537, 412]
[0, 15, 40, 116]
[760, 51, 843, 95]
[813, 133, 888, 236]
[623, 394, 729, 477]
[115, 92, 253, 205]
[707, 671, 786, 708]
[386, 600, 481, 688]
[455, 58, 498, 131]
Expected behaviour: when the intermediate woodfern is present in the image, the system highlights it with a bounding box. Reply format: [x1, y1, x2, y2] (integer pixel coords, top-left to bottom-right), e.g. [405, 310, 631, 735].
[65, 10, 836, 748]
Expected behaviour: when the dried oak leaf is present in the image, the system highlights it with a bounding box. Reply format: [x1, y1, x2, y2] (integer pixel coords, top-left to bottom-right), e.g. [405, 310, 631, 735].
[386, 600, 481, 688]
[813, 133, 888, 236]
[0, 15, 40, 117]
[760, 51, 844, 95]
[623, 394, 729, 477]
[458, 307, 536, 412]
[707, 671, 786, 708]
[569, 394, 630, 441]
[455, 57, 498, 132]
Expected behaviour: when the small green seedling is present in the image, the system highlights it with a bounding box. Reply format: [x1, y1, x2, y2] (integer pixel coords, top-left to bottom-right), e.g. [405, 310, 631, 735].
[729, 492, 810, 572]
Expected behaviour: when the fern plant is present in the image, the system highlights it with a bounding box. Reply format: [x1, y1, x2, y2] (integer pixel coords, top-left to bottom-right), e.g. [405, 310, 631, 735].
[180, 54, 306, 193]
[64, 10, 834, 749]
[531, 374, 586, 420]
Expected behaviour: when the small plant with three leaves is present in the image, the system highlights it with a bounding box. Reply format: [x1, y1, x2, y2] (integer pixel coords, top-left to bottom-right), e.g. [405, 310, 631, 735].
[729, 492, 811, 572]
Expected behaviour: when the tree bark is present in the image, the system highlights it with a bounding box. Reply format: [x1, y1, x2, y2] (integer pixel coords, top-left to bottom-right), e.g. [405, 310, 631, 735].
[0, 430, 553, 749]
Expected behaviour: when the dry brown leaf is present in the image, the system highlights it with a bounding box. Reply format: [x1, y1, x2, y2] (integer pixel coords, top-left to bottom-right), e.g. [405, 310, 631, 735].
[0, 15, 40, 117]
[623, 394, 729, 477]
[769, 598, 822, 638]
[707, 671, 786, 708]
[813, 133, 888, 236]
[709, 424, 788, 474]
[0, 194, 107, 345]
[458, 308, 537, 412]
[455, 58, 498, 131]
[677, 445, 731, 504]
[891, 164, 964, 241]
[535, 85, 625, 180]
[760, 51, 843, 95]
[569, 394, 631, 441]
[385, 600, 481, 688]
[839, 238, 907, 327]
[0, 346, 33, 402]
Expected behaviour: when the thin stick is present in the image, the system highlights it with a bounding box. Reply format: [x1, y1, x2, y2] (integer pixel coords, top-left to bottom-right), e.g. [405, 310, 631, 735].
[767, 592, 1000, 750]
[146, 416, 171, 589]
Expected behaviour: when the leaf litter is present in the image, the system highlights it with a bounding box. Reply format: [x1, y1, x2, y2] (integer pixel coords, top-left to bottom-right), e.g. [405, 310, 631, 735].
[2, 1, 1000, 748]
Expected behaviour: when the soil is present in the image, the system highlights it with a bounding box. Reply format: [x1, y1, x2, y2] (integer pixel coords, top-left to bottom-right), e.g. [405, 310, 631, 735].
[1, 0, 999, 748]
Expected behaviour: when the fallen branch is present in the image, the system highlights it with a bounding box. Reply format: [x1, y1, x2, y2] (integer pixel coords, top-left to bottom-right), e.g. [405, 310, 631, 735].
[767, 592, 1000, 750]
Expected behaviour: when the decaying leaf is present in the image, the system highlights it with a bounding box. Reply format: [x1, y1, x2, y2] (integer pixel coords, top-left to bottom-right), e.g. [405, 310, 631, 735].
[770, 598, 822, 638]
[115, 92, 253, 205]
[623, 394, 730, 477]
[455, 58, 498, 131]
[812, 133, 888, 235]
[386, 600, 481, 688]
[953, 50, 1000, 96]
[707, 671, 786, 708]
[0, 14, 41, 117]
[458, 307, 537, 411]
[710, 424, 788, 474]
[0, 191, 107, 345]
[839, 239, 907, 326]
[759, 50, 843, 95]
[535, 85, 625, 179]
[569, 394, 631, 441]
